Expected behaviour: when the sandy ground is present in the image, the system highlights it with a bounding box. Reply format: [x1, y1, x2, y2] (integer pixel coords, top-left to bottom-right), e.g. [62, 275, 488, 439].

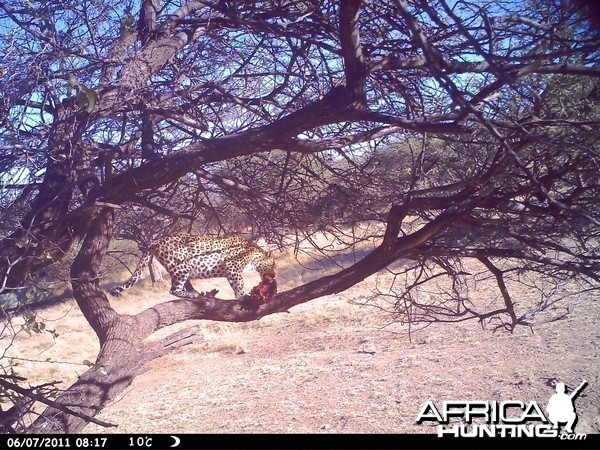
[85, 292, 599, 434]
[5, 255, 599, 435]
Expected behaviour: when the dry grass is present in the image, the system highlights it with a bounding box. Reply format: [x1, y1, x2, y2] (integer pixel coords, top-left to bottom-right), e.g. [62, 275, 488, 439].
[1, 299, 99, 399]
[2, 237, 599, 434]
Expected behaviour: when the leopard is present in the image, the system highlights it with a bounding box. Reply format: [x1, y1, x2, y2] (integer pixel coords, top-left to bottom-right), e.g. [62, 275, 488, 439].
[109, 233, 276, 300]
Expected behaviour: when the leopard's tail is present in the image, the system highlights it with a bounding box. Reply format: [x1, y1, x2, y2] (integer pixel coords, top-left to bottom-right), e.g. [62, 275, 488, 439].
[109, 252, 152, 297]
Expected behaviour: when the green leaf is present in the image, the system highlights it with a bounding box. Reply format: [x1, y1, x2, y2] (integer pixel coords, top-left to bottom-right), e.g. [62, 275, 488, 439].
[67, 73, 79, 88]
[76, 91, 88, 109]
[67, 73, 80, 97]
[72, 84, 98, 112]
[48, 329, 59, 339]
[120, 14, 135, 35]
[82, 87, 98, 113]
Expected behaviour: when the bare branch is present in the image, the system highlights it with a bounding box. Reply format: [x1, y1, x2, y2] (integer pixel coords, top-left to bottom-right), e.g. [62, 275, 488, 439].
[0, 377, 117, 429]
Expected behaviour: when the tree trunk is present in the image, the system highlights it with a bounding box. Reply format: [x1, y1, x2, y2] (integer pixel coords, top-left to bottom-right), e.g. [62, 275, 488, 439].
[27, 208, 202, 433]
[149, 257, 164, 284]
[25, 201, 462, 432]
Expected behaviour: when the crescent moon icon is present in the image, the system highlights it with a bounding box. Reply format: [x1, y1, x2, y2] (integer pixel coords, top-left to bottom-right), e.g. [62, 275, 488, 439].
[170, 436, 181, 448]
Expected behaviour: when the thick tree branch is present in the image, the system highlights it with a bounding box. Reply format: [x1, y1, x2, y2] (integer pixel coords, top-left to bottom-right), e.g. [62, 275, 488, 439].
[134, 200, 467, 335]
[138, 0, 160, 45]
[339, 0, 367, 106]
[2, 0, 598, 435]
[0, 377, 117, 429]
[70, 208, 121, 344]
[194, 168, 275, 204]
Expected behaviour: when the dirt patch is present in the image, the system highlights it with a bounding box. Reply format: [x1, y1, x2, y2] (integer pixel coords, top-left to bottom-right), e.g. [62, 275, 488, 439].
[84, 287, 600, 434]
[6, 253, 599, 434]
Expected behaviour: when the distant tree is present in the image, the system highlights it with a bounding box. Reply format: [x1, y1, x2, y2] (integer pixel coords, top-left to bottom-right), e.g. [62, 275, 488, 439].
[0, 0, 598, 432]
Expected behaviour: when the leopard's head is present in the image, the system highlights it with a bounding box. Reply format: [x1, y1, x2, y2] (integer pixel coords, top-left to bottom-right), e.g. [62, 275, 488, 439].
[255, 250, 276, 278]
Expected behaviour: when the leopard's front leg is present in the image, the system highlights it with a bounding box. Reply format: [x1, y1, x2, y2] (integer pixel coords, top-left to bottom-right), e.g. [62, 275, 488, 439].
[226, 271, 246, 300]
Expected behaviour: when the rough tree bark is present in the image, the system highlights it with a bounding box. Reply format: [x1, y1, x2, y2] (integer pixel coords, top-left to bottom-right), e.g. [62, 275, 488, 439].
[28, 208, 203, 432]
[1, 0, 597, 432]
[27, 195, 466, 432]
[0, 0, 209, 291]
[148, 257, 164, 284]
